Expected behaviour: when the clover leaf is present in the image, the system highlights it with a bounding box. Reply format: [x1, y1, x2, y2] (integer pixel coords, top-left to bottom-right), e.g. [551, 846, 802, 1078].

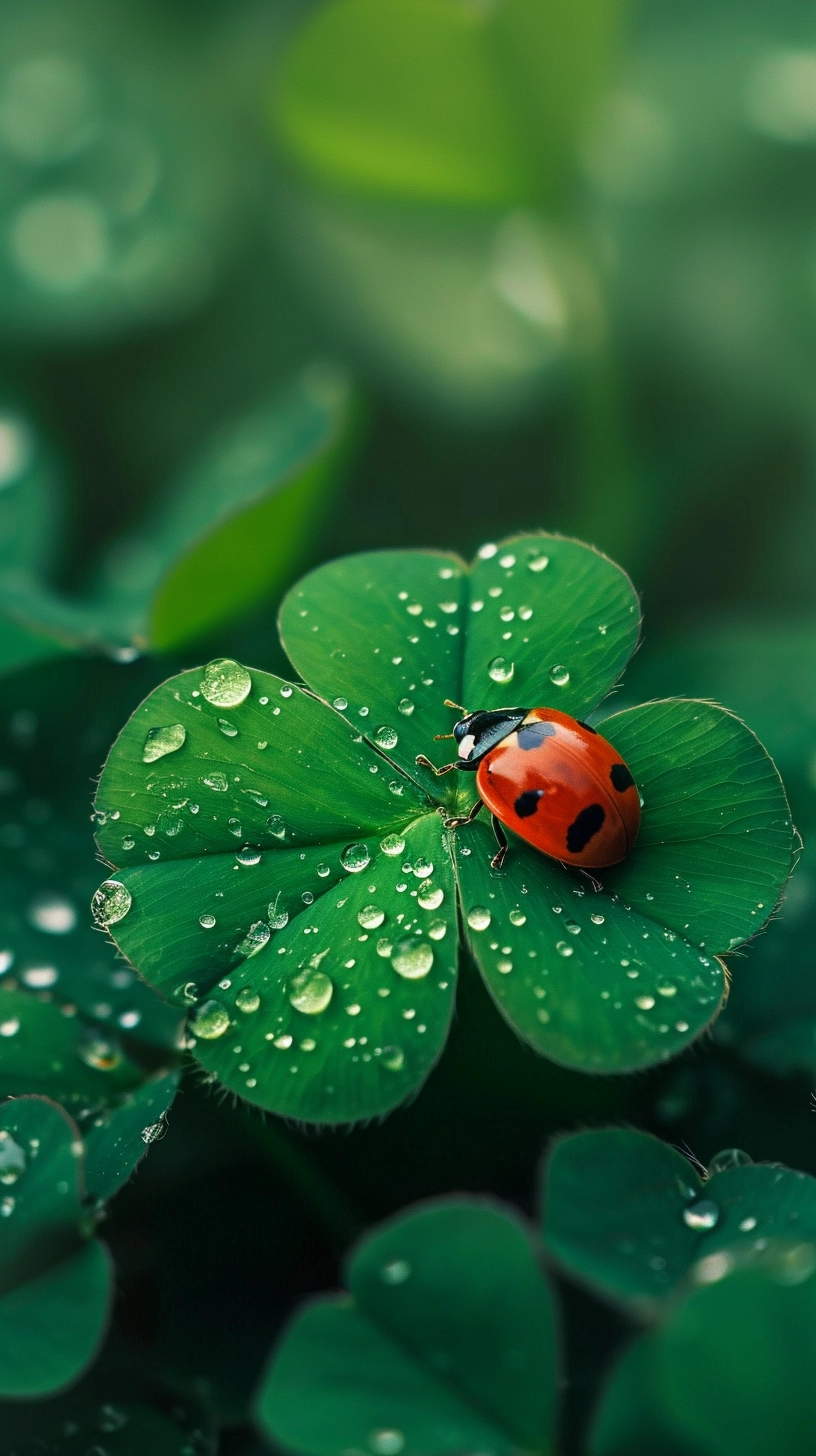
[542, 1127, 816, 1316]
[0, 1095, 112, 1398]
[591, 1253, 816, 1456]
[0, 1367, 216, 1455]
[255, 1198, 559, 1456]
[92, 534, 794, 1123]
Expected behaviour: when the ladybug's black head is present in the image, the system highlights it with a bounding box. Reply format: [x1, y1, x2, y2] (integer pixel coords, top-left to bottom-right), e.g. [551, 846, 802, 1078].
[452, 708, 529, 770]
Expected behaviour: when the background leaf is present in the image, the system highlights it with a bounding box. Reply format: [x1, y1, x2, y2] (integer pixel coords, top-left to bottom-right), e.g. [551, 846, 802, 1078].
[257, 1198, 558, 1456]
[0, 1096, 112, 1398]
[542, 1127, 816, 1313]
[82, 1069, 180, 1203]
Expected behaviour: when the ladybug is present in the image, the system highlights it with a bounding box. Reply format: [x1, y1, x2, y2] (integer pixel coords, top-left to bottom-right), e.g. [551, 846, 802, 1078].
[416, 701, 640, 871]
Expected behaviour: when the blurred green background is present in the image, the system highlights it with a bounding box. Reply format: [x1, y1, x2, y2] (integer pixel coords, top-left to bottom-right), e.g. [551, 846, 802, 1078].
[3, 0, 816, 1451]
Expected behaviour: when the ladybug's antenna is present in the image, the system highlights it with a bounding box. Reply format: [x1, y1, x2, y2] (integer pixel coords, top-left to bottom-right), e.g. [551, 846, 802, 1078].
[434, 733, 454, 741]
[443, 699, 467, 714]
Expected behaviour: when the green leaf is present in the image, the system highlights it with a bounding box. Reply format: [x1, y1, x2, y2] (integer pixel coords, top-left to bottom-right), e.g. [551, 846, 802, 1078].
[256, 1198, 558, 1456]
[0, 1096, 112, 1398]
[623, 618, 816, 1078]
[0, 1370, 217, 1455]
[0, 991, 144, 1110]
[455, 821, 724, 1072]
[82, 1070, 180, 1204]
[95, 365, 355, 652]
[601, 700, 794, 953]
[595, 1257, 816, 1456]
[271, 0, 625, 207]
[542, 1127, 816, 1314]
[0, 656, 181, 1051]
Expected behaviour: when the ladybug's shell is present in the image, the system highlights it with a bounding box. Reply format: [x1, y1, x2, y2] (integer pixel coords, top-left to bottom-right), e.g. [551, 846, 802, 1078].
[476, 708, 640, 869]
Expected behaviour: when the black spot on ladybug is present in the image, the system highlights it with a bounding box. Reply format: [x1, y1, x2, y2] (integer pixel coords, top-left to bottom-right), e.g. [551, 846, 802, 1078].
[577, 720, 597, 734]
[566, 803, 605, 852]
[610, 763, 635, 792]
[514, 789, 544, 818]
[517, 721, 557, 750]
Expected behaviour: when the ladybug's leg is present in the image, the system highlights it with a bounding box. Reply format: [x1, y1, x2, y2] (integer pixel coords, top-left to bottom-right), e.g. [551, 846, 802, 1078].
[415, 754, 457, 776]
[443, 799, 484, 829]
[490, 815, 508, 871]
[579, 868, 604, 893]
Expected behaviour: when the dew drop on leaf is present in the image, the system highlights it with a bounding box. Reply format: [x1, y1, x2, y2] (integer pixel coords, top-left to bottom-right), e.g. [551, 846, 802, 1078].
[0, 1132, 26, 1185]
[218, 719, 238, 738]
[235, 986, 261, 1014]
[417, 882, 444, 910]
[549, 665, 570, 687]
[341, 843, 371, 873]
[190, 1000, 231, 1040]
[358, 905, 385, 930]
[236, 922, 271, 958]
[202, 771, 229, 792]
[391, 939, 434, 980]
[269, 904, 290, 930]
[200, 658, 252, 708]
[92, 880, 132, 926]
[142, 723, 186, 763]
[332, 697, 348, 711]
[78, 1031, 122, 1070]
[373, 725, 399, 750]
[412, 856, 433, 879]
[377, 938, 393, 958]
[488, 656, 514, 684]
[0, 1018, 19, 1037]
[381, 1046, 405, 1072]
[708, 1148, 753, 1175]
[28, 892, 77, 934]
[381, 1259, 411, 1284]
[509, 908, 526, 926]
[527, 550, 549, 572]
[266, 815, 287, 838]
[235, 847, 262, 867]
[428, 919, 447, 940]
[398, 698, 414, 716]
[380, 834, 405, 856]
[467, 906, 491, 931]
[556, 941, 573, 957]
[199, 913, 216, 929]
[683, 1198, 720, 1231]
[289, 968, 333, 1015]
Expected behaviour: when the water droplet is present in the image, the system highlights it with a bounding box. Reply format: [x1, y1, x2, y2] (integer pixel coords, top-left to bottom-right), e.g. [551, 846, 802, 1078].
[202, 771, 229, 792]
[1, 1196, 14, 1217]
[373, 725, 399, 750]
[428, 919, 447, 940]
[398, 698, 414, 716]
[92, 880, 132, 926]
[477, 542, 498, 559]
[549, 665, 570, 687]
[381, 1259, 411, 1284]
[217, 719, 238, 738]
[564, 918, 581, 935]
[143, 723, 186, 763]
[200, 659, 251, 708]
[28, 892, 77, 934]
[341, 843, 371, 873]
[269, 904, 290, 930]
[78, 1031, 121, 1070]
[280, 686, 294, 699]
[488, 656, 514, 684]
[377, 937, 393, 958]
[708, 1148, 753, 1175]
[391, 939, 433, 980]
[199, 913, 216, 929]
[332, 697, 348, 711]
[236, 922, 271, 958]
[499, 605, 515, 622]
[468, 906, 491, 931]
[518, 605, 533, 621]
[236, 847, 262, 867]
[412, 856, 434, 880]
[0, 1017, 20, 1037]
[683, 1199, 720, 1231]
[358, 905, 385, 930]
[382, 1046, 405, 1071]
[22, 966, 57, 989]
[499, 552, 516, 568]
[236, 986, 261, 1013]
[289, 968, 333, 1015]
[302, 890, 314, 905]
[141, 1118, 167, 1146]
[0, 1133, 26, 1185]
[590, 912, 605, 925]
[635, 995, 655, 1010]
[315, 863, 331, 878]
[556, 941, 573, 957]
[509, 908, 526, 926]
[380, 833, 406, 856]
[266, 814, 287, 839]
[527, 551, 549, 572]
[740, 1216, 758, 1232]
[228, 819, 243, 838]
[189, 1000, 230, 1039]
[417, 882, 444, 910]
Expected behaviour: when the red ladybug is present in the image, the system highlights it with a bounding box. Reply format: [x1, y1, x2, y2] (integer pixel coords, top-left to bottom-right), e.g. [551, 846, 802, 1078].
[416, 703, 640, 871]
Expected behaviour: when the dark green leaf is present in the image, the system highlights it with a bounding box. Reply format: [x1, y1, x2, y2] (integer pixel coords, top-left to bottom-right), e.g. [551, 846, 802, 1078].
[0, 991, 144, 1110]
[256, 1198, 558, 1456]
[589, 1333, 697, 1456]
[542, 1128, 816, 1313]
[0, 1368, 216, 1455]
[82, 1070, 180, 1203]
[0, 1096, 112, 1398]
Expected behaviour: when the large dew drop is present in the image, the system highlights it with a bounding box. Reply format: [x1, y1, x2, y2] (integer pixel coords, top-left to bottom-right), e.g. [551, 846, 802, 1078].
[467, 906, 491, 931]
[341, 843, 371, 873]
[190, 1000, 231, 1040]
[289, 967, 334, 1015]
[0, 1132, 26, 1186]
[683, 1198, 720, 1231]
[143, 723, 186, 763]
[417, 882, 444, 910]
[548, 664, 570, 687]
[200, 658, 252, 708]
[708, 1148, 752, 1175]
[235, 922, 271, 959]
[92, 880, 132, 926]
[373, 725, 399, 750]
[488, 656, 514, 684]
[391, 939, 434, 980]
[380, 834, 406, 857]
[235, 986, 261, 1013]
[358, 905, 385, 930]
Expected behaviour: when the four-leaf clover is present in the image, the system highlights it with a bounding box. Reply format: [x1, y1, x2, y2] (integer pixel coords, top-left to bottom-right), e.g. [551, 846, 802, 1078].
[92, 534, 794, 1123]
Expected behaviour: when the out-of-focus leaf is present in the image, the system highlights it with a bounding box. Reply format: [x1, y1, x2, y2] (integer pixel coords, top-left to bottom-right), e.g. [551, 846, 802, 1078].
[0, 1096, 112, 1398]
[0, 1367, 217, 1455]
[82, 1069, 180, 1203]
[257, 1198, 559, 1456]
[0, 990, 143, 1109]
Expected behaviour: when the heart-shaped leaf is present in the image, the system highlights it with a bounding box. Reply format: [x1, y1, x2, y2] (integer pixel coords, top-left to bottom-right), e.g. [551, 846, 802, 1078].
[95, 536, 793, 1119]
[624, 617, 816, 1079]
[542, 1127, 816, 1314]
[0, 1096, 112, 1398]
[256, 1198, 559, 1456]
[592, 1254, 816, 1456]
